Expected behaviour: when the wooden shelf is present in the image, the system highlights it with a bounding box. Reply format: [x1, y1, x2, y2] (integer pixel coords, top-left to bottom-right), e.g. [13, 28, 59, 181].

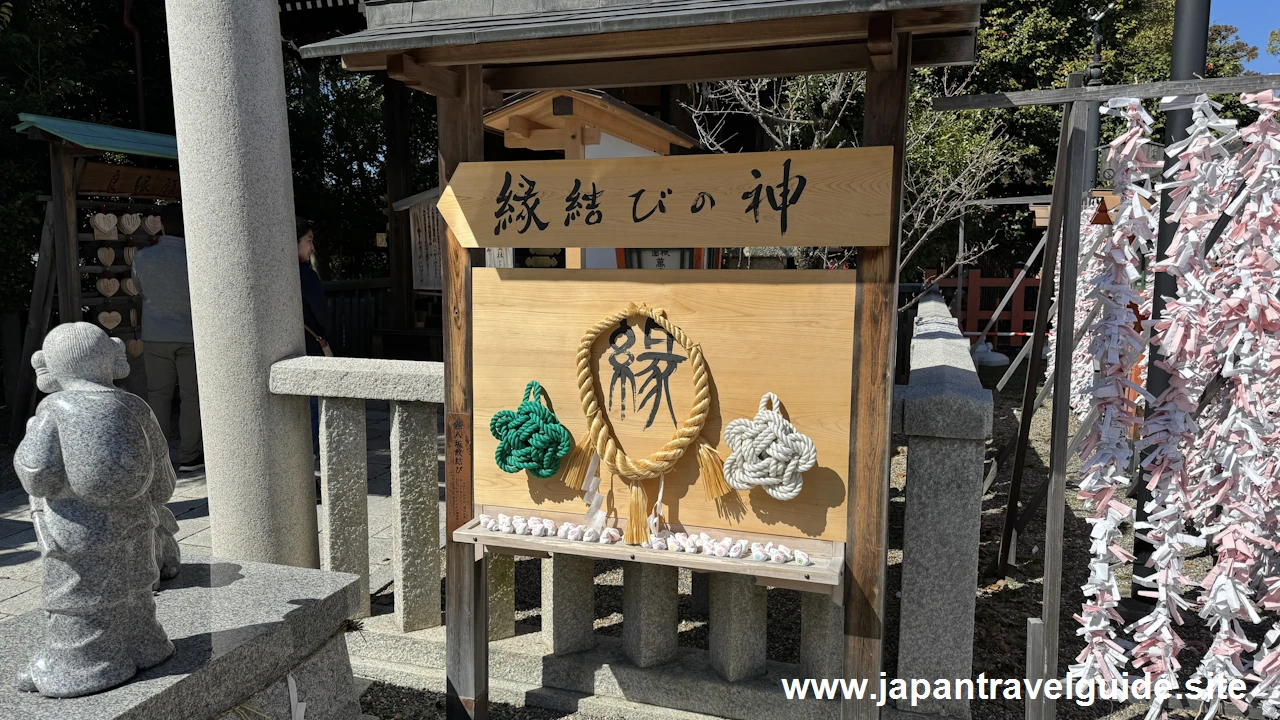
[78, 232, 158, 243]
[453, 518, 843, 598]
[80, 265, 131, 274]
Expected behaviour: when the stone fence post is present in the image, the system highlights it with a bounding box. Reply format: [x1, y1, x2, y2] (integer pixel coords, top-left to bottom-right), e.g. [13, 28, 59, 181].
[894, 294, 992, 719]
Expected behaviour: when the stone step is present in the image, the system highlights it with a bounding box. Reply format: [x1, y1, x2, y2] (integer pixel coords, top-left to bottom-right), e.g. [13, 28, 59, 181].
[345, 614, 836, 720]
[353, 655, 722, 720]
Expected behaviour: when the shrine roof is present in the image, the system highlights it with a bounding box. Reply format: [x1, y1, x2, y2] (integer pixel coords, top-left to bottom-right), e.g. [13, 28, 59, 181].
[300, 0, 983, 65]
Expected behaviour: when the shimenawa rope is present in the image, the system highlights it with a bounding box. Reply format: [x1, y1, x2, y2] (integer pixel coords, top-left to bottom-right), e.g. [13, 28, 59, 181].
[722, 393, 816, 501]
[558, 303, 731, 544]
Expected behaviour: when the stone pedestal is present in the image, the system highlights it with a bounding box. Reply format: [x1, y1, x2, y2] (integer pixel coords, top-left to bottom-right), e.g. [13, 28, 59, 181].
[488, 553, 516, 640]
[622, 562, 677, 668]
[542, 554, 595, 655]
[800, 592, 844, 679]
[708, 573, 766, 681]
[0, 557, 362, 719]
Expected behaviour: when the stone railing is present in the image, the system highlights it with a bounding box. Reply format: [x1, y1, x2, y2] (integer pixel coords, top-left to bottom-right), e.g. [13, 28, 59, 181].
[269, 356, 444, 631]
[893, 293, 993, 720]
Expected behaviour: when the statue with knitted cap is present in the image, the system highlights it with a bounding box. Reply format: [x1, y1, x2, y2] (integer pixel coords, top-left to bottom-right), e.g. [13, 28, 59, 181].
[12, 322, 179, 697]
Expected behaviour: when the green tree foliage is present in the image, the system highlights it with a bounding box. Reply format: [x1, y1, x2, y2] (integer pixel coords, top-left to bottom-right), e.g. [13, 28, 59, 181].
[967, 0, 1257, 274]
[1269, 28, 1279, 57]
[0, 0, 172, 311]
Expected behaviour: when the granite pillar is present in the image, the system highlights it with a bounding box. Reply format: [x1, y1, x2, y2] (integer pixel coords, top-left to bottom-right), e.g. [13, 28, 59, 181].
[708, 573, 766, 682]
[390, 400, 441, 632]
[800, 592, 844, 679]
[542, 554, 595, 655]
[896, 295, 993, 719]
[164, 0, 318, 567]
[319, 397, 369, 618]
[488, 554, 515, 640]
[622, 562, 677, 668]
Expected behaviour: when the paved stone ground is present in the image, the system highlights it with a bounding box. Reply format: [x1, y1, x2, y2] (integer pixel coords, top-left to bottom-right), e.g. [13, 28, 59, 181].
[0, 403, 447, 620]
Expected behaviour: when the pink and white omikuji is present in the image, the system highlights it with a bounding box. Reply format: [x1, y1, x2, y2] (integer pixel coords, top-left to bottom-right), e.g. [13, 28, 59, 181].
[1059, 90, 1280, 719]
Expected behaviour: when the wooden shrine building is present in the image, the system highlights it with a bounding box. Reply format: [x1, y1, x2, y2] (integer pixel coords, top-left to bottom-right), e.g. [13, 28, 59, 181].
[300, 2, 984, 718]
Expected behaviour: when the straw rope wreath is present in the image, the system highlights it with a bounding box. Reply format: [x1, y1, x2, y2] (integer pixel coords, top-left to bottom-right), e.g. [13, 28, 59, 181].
[559, 302, 731, 544]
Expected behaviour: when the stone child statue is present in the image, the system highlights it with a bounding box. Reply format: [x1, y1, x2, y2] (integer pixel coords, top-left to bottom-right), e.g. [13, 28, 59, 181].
[13, 323, 181, 697]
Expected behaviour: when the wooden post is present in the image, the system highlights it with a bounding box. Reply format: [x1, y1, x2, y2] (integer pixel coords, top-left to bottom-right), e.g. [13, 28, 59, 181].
[49, 145, 80, 323]
[9, 203, 56, 444]
[440, 65, 488, 720]
[1025, 618, 1046, 720]
[386, 77, 415, 329]
[843, 25, 909, 720]
[1040, 99, 1090, 720]
[990, 73, 1083, 578]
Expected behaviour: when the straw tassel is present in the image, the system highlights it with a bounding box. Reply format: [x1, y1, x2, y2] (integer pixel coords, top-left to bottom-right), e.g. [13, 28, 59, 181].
[697, 440, 733, 502]
[624, 480, 650, 545]
[557, 435, 594, 491]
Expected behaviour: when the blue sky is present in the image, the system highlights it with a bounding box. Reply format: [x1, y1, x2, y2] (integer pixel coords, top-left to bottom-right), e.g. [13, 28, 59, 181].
[1211, 0, 1280, 74]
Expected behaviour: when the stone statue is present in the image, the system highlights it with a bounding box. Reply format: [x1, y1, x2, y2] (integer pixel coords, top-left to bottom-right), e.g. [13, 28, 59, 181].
[13, 323, 180, 697]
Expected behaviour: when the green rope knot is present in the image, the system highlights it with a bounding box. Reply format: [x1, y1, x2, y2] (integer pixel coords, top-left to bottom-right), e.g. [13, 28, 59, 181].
[490, 380, 572, 478]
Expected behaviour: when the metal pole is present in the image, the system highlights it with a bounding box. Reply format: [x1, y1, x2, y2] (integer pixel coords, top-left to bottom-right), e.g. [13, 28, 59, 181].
[1134, 0, 1211, 604]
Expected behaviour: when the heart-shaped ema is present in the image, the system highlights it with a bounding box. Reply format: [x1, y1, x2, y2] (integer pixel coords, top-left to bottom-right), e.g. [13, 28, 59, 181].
[96, 278, 120, 297]
[97, 247, 116, 266]
[98, 311, 122, 330]
[126, 339, 144, 357]
[124, 246, 137, 265]
[143, 215, 163, 235]
[91, 213, 118, 241]
[118, 213, 141, 235]
[122, 278, 138, 296]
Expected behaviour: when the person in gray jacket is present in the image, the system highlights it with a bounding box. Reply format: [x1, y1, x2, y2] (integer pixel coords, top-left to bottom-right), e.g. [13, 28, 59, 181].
[131, 204, 203, 472]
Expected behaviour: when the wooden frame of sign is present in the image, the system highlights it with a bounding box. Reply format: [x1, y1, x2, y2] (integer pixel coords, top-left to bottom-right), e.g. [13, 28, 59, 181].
[403, 15, 922, 719]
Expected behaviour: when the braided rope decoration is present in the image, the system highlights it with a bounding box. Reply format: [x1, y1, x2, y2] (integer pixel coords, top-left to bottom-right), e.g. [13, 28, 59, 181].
[490, 380, 572, 478]
[722, 393, 816, 501]
[573, 303, 710, 481]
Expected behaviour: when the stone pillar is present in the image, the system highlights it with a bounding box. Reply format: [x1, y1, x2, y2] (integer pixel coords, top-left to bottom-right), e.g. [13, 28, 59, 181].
[542, 555, 595, 655]
[622, 562, 677, 668]
[164, 0, 317, 567]
[708, 573, 766, 681]
[488, 554, 515, 640]
[800, 592, 844, 679]
[896, 295, 993, 719]
[391, 400, 441, 632]
[319, 397, 369, 618]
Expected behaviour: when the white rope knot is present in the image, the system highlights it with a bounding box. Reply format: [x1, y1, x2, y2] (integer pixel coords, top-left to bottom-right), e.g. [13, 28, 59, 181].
[722, 393, 816, 501]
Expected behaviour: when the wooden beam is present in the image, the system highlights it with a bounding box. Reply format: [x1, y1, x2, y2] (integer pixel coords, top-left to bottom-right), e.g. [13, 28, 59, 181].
[502, 126, 600, 151]
[867, 16, 897, 71]
[934, 72, 1280, 111]
[338, 5, 979, 70]
[387, 53, 460, 97]
[440, 64, 488, 720]
[546, 100, 674, 156]
[506, 115, 549, 140]
[843, 32, 910, 720]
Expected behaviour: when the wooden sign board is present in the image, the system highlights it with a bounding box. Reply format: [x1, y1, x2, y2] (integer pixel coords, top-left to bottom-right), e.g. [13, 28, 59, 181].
[438, 147, 893, 249]
[471, 268, 856, 542]
[78, 162, 180, 200]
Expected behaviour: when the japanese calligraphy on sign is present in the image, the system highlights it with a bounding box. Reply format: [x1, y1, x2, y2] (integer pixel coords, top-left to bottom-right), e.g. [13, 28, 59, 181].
[78, 162, 181, 201]
[604, 318, 687, 431]
[436, 147, 892, 249]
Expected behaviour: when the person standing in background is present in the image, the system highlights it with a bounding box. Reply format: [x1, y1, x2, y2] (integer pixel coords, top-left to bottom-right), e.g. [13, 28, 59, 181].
[132, 203, 204, 472]
[297, 218, 330, 455]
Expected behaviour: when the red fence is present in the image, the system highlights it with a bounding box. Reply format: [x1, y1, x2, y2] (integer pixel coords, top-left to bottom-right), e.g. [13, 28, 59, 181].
[922, 269, 1042, 348]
